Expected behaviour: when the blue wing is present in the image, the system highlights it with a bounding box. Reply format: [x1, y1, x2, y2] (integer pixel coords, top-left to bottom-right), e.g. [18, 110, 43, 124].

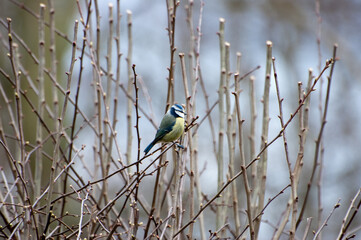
[154, 114, 176, 142]
[144, 115, 175, 154]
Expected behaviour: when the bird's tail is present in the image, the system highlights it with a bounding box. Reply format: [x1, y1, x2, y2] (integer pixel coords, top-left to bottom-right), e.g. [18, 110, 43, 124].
[144, 141, 156, 155]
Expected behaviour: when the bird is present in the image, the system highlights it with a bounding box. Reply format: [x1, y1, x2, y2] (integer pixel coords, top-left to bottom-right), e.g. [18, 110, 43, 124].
[144, 104, 186, 155]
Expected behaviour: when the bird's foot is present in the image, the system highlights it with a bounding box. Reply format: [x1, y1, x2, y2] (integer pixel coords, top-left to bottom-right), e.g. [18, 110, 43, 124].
[176, 143, 184, 149]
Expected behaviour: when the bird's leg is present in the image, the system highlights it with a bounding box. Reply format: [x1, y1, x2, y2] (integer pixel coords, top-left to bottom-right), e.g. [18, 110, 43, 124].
[173, 141, 184, 150]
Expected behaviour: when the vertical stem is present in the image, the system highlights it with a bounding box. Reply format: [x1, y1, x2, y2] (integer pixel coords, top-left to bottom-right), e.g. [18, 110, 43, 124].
[113, 0, 128, 180]
[272, 57, 296, 239]
[234, 53, 243, 235]
[0, 76, 20, 196]
[186, 0, 205, 237]
[112, 0, 128, 179]
[7, 17, 29, 235]
[253, 41, 272, 237]
[7, 5, 41, 238]
[304, 69, 314, 133]
[249, 75, 257, 185]
[165, 0, 178, 108]
[180, 53, 194, 238]
[47, 0, 60, 215]
[48, 0, 58, 120]
[94, 0, 100, 65]
[315, 1, 323, 235]
[35, 3, 46, 205]
[224, 42, 240, 236]
[101, 3, 114, 225]
[130, 64, 141, 239]
[90, 1, 102, 198]
[216, 17, 225, 230]
[171, 148, 181, 240]
[50, 19, 78, 235]
[316, 47, 337, 239]
[273, 69, 315, 239]
[297, 58, 335, 228]
[63, 0, 92, 228]
[186, 1, 206, 237]
[93, 0, 104, 208]
[234, 74, 255, 238]
[229, 71, 241, 236]
[165, 1, 179, 237]
[125, 14, 135, 239]
[105, 3, 114, 173]
[126, 10, 133, 166]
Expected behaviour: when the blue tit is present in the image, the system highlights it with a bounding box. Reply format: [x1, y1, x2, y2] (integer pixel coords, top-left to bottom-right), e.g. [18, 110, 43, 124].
[144, 104, 186, 154]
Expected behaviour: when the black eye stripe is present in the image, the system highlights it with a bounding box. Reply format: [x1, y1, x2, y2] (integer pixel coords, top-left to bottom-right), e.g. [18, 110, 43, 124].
[171, 105, 185, 115]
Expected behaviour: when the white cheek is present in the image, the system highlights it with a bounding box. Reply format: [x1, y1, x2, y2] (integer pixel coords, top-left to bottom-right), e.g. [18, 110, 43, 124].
[177, 112, 184, 118]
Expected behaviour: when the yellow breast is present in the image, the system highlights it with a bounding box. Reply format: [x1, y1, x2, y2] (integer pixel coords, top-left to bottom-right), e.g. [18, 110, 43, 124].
[161, 117, 185, 142]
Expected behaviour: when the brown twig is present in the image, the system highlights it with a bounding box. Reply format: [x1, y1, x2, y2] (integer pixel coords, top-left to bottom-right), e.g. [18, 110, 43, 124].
[174, 56, 333, 238]
[237, 184, 291, 239]
[61, 0, 92, 227]
[337, 188, 361, 240]
[313, 200, 341, 240]
[297, 45, 338, 228]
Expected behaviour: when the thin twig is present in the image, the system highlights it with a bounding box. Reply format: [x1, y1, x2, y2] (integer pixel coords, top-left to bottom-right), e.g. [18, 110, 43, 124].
[297, 45, 338, 227]
[337, 188, 361, 240]
[174, 58, 332, 238]
[312, 200, 341, 240]
[302, 218, 313, 240]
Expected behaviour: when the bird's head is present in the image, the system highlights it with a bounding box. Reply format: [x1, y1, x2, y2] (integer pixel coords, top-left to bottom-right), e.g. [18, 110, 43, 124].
[169, 104, 186, 118]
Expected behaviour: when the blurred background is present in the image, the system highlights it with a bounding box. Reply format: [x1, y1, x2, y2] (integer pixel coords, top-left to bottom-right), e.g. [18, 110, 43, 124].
[1, 0, 361, 239]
